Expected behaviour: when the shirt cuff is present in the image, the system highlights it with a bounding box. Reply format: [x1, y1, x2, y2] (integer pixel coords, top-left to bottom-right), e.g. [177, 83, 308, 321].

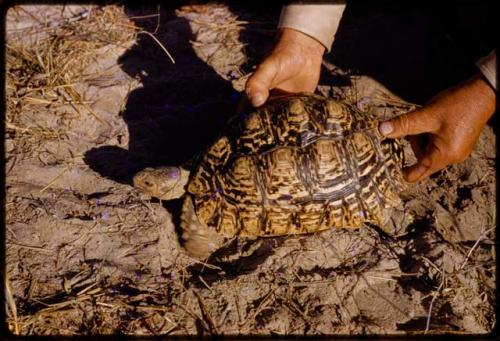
[476, 49, 496, 90]
[278, 3, 346, 52]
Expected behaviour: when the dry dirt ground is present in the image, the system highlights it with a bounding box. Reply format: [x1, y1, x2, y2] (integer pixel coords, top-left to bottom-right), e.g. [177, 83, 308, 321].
[4, 4, 496, 337]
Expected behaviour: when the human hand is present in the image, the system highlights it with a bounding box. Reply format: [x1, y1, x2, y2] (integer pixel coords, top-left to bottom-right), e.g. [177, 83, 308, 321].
[245, 28, 325, 107]
[379, 74, 496, 182]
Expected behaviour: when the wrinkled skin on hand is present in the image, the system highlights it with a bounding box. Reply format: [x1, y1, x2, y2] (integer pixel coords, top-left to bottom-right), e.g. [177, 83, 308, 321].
[245, 28, 325, 107]
[379, 74, 496, 182]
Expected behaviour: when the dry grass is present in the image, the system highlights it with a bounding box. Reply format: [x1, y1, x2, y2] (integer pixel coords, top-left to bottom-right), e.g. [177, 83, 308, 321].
[4, 6, 138, 334]
[5, 6, 136, 159]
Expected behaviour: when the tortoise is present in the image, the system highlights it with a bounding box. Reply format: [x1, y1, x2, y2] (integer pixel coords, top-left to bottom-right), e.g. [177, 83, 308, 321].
[133, 92, 406, 259]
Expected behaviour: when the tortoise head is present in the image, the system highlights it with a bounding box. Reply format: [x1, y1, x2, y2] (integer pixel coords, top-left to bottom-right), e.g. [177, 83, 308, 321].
[133, 167, 190, 200]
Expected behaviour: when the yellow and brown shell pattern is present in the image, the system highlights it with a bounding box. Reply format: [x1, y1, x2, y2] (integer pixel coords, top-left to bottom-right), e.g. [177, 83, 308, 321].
[188, 93, 406, 238]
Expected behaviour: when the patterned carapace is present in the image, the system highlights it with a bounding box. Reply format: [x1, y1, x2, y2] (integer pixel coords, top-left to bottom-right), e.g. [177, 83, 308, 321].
[187, 92, 406, 237]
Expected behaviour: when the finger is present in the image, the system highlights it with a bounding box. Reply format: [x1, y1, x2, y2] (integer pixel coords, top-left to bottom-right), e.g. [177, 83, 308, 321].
[245, 61, 279, 107]
[407, 135, 426, 160]
[379, 107, 440, 139]
[403, 143, 447, 182]
[268, 88, 294, 99]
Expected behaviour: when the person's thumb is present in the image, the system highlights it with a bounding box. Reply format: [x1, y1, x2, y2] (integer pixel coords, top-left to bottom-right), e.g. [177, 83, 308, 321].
[378, 107, 439, 138]
[245, 60, 279, 107]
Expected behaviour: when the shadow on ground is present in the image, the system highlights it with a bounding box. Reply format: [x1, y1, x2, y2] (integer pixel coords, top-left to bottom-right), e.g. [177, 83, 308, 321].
[84, 6, 238, 185]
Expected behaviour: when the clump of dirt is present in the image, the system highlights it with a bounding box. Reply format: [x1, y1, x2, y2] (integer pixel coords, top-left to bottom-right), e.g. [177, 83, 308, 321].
[4, 4, 495, 337]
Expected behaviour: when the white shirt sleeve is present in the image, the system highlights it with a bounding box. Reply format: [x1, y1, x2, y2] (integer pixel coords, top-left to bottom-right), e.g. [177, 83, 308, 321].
[278, 3, 346, 52]
[476, 49, 496, 90]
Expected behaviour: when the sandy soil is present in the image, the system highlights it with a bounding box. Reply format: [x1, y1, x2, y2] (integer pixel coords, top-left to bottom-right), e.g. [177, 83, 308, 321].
[4, 4, 496, 336]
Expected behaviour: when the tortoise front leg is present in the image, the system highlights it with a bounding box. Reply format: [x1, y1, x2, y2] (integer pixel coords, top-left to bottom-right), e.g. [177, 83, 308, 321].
[180, 196, 224, 259]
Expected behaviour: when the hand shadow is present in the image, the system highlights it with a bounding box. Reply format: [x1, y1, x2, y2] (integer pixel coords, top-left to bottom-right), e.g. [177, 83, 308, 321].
[84, 5, 240, 185]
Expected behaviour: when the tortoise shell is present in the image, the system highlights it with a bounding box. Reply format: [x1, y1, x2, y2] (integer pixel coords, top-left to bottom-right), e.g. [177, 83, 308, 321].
[187, 92, 406, 238]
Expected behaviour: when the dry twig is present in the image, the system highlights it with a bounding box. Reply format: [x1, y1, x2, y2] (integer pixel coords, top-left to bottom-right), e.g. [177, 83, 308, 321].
[424, 263, 446, 334]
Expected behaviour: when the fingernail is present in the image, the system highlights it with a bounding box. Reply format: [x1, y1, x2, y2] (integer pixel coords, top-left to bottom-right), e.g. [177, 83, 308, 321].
[379, 121, 393, 136]
[251, 93, 265, 107]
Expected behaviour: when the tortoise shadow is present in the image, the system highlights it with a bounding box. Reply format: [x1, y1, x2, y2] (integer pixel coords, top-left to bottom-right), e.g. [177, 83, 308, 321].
[184, 236, 287, 288]
[83, 5, 240, 185]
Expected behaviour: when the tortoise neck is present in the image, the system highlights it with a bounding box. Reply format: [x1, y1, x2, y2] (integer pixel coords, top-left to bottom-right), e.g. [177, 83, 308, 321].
[171, 167, 190, 199]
